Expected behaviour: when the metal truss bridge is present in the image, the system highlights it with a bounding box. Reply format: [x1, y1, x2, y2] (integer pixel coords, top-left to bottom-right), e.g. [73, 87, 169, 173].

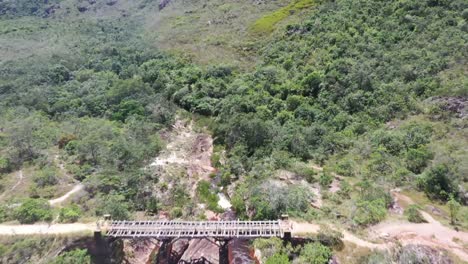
[105, 220, 290, 239]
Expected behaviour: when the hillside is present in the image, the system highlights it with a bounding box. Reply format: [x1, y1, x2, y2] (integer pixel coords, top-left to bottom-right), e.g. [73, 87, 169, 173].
[0, 0, 467, 263]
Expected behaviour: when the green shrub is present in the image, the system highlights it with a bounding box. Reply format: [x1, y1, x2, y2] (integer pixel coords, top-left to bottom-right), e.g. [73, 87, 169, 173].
[33, 166, 58, 188]
[95, 193, 130, 220]
[59, 205, 81, 223]
[290, 163, 316, 183]
[353, 198, 387, 226]
[405, 205, 426, 223]
[405, 147, 433, 174]
[254, 237, 293, 262]
[316, 227, 344, 249]
[421, 164, 458, 201]
[170, 207, 183, 219]
[447, 195, 461, 225]
[319, 173, 333, 188]
[0, 156, 10, 172]
[14, 198, 52, 224]
[51, 249, 91, 264]
[196, 180, 222, 212]
[0, 205, 7, 222]
[298, 242, 332, 264]
[266, 253, 290, 264]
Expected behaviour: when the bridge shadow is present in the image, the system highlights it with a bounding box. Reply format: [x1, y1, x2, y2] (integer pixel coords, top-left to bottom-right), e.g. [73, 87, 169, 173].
[56, 235, 118, 264]
[178, 257, 214, 264]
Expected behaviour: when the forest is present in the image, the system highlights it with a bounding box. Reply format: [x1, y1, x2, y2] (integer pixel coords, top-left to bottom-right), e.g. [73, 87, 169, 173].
[0, 0, 467, 263]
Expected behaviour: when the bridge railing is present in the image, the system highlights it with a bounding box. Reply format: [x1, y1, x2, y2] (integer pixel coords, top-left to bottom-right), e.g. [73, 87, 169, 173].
[105, 220, 288, 239]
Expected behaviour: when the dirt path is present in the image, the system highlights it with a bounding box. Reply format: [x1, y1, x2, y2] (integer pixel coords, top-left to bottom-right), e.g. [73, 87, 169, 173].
[0, 223, 94, 235]
[291, 221, 387, 250]
[47, 155, 84, 206]
[49, 184, 84, 206]
[371, 191, 468, 260]
[0, 170, 23, 199]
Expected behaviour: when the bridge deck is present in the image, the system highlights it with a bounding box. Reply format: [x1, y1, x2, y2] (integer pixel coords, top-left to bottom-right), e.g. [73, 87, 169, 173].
[106, 220, 287, 239]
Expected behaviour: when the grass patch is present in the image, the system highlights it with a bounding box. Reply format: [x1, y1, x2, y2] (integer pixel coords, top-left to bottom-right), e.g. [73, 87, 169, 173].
[251, 0, 315, 34]
[196, 180, 223, 213]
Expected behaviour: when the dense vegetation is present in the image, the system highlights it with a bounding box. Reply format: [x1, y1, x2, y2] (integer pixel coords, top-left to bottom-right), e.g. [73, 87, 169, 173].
[0, 0, 467, 262]
[0, 0, 175, 220]
[161, 0, 467, 224]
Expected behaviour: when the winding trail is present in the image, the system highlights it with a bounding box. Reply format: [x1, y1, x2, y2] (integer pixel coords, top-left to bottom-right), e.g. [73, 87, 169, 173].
[48, 184, 84, 206]
[48, 155, 84, 206]
[291, 221, 387, 250]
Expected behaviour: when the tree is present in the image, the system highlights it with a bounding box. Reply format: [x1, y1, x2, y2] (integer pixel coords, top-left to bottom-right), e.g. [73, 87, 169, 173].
[107, 77, 152, 104]
[422, 164, 457, 201]
[447, 195, 461, 225]
[298, 242, 332, 264]
[96, 193, 130, 220]
[111, 100, 145, 122]
[6, 115, 53, 164]
[405, 147, 433, 174]
[48, 64, 71, 84]
[196, 180, 221, 212]
[14, 198, 52, 224]
[302, 71, 324, 97]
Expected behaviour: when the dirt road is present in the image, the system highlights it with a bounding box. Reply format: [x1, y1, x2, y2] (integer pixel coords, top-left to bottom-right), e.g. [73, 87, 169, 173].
[291, 221, 387, 250]
[0, 223, 94, 235]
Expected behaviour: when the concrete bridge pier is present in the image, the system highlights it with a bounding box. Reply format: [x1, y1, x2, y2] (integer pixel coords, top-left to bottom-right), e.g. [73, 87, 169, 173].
[156, 239, 173, 264]
[217, 239, 230, 264]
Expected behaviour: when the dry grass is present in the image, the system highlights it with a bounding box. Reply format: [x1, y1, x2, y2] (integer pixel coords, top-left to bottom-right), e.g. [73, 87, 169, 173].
[144, 0, 291, 68]
[250, 0, 315, 34]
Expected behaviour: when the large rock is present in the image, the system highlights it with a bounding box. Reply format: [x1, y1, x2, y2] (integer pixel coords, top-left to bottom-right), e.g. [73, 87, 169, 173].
[179, 239, 219, 263]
